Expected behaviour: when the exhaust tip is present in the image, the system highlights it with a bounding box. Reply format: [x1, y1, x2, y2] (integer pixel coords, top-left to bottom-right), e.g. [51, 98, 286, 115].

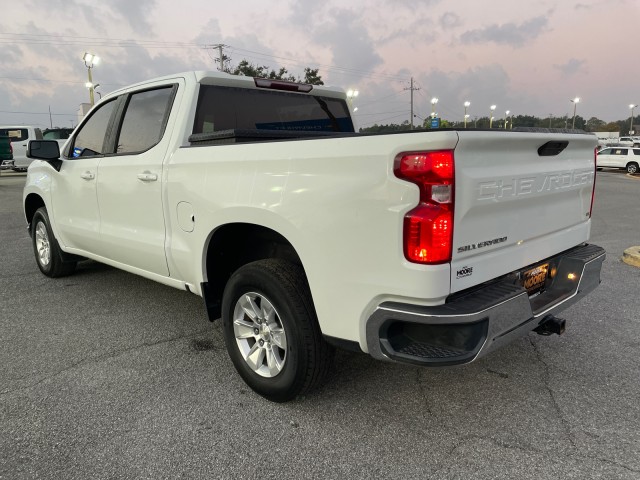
[534, 315, 566, 336]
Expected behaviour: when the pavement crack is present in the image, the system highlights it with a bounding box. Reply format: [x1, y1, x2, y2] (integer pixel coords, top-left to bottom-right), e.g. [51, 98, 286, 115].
[0, 328, 213, 396]
[528, 336, 577, 450]
[415, 368, 435, 418]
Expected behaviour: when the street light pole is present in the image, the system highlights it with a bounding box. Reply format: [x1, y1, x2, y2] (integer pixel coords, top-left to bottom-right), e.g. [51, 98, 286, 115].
[504, 110, 510, 129]
[464, 101, 470, 128]
[83, 52, 100, 106]
[571, 97, 580, 129]
[346, 89, 359, 109]
[489, 105, 496, 128]
[629, 104, 637, 134]
[431, 97, 439, 118]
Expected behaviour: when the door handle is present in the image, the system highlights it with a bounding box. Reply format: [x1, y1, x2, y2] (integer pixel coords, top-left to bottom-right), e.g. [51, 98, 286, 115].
[80, 171, 95, 180]
[137, 171, 158, 182]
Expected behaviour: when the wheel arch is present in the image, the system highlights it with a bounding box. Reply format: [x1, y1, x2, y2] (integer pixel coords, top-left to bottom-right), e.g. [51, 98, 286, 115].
[201, 222, 306, 321]
[24, 193, 46, 229]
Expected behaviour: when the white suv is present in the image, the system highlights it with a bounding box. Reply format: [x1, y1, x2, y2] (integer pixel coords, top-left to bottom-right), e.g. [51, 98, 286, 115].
[596, 146, 640, 173]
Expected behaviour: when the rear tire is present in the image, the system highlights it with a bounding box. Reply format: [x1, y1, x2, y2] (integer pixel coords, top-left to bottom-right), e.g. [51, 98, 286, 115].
[31, 207, 77, 277]
[626, 162, 639, 174]
[221, 259, 334, 402]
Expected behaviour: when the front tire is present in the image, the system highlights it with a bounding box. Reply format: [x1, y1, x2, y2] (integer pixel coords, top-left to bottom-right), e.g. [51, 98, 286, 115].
[31, 207, 76, 277]
[221, 259, 334, 402]
[626, 162, 639, 174]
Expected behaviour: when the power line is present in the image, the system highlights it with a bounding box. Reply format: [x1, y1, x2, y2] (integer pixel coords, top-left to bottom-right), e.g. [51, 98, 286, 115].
[357, 112, 408, 127]
[0, 76, 123, 87]
[0, 31, 410, 84]
[0, 110, 76, 116]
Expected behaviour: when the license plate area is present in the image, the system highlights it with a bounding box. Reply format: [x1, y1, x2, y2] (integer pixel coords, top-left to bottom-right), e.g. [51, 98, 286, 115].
[521, 263, 549, 297]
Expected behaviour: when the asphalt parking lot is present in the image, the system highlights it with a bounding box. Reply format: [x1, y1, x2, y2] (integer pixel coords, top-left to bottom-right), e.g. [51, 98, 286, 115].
[1, 170, 639, 479]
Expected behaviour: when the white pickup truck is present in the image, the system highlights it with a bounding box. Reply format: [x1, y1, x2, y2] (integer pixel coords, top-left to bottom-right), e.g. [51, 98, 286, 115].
[0, 125, 43, 171]
[23, 71, 605, 401]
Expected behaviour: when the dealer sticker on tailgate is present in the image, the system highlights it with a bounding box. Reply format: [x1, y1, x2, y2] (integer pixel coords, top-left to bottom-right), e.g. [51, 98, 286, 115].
[522, 263, 549, 296]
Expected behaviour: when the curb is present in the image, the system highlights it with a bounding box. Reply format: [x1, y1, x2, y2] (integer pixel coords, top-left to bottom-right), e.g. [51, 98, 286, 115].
[622, 246, 640, 268]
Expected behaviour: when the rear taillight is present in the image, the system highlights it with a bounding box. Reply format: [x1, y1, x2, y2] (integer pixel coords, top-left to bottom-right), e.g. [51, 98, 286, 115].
[394, 150, 455, 264]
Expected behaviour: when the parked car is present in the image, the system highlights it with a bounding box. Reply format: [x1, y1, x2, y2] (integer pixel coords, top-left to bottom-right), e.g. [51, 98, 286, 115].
[43, 127, 73, 141]
[596, 147, 640, 173]
[0, 126, 43, 171]
[616, 136, 640, 147]
[42, 128, 73, 155]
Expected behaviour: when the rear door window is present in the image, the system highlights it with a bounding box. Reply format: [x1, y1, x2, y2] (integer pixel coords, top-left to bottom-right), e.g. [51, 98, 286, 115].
[115, 86, 176, 154]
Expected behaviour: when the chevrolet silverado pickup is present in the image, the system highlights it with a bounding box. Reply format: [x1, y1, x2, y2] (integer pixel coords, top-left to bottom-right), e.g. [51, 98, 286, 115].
[23, 71, 605, 401]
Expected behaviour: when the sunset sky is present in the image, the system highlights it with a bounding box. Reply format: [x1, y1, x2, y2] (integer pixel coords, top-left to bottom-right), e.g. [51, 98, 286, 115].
[1, 0, 638, 130]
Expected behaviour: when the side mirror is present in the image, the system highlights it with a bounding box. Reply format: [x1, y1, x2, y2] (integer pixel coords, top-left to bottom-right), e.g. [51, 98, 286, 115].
[27, 140, 60, 160]
[27, 140, 62, 171]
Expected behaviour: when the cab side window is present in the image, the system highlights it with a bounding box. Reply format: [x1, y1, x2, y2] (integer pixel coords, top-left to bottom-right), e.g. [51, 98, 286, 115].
[116, 87, 175, 154]
[71, 100, 117, 158]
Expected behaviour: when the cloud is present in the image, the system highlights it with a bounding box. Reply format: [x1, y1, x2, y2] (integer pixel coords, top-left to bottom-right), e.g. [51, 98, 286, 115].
[390, 0, 443, 8]
[440, 12, 462, 29]
[24, 0, 111, 34]
[554, 58, 587, 75]
[110, 0, 158, 35]
[459, 15, 549, 48]
[312, 12, 384, 82]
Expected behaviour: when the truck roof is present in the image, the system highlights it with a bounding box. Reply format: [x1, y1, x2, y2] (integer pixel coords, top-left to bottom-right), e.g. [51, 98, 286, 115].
[105, 71, 347, 101]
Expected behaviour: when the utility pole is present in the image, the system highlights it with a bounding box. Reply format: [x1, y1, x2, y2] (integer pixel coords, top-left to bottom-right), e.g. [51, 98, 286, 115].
[218, 45, 224, 71]
[404, 77, 420, 129]
[48, 106, 53, 129]
[204, 44, 227, 71]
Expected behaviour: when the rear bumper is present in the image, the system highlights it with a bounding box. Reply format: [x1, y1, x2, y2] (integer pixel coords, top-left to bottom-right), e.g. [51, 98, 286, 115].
[0, 159, 14, 170]
[365, 244, 605, 366]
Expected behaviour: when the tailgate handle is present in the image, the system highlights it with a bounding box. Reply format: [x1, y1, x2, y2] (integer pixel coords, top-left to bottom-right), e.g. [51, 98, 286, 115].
[538, 141, 569, 156]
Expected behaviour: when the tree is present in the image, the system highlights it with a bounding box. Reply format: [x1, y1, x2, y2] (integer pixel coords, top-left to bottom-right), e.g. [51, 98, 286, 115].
[586, 117, 606, 132]
[359, 122, 411, 133]
[302, 68, 324, 85]
[224, 59, 324, 85]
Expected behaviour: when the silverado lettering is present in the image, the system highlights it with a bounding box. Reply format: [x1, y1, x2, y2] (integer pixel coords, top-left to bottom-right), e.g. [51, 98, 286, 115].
[457, 236, 507, 253]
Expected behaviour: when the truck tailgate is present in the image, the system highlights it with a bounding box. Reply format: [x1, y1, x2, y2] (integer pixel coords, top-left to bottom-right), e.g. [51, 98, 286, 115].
[450, 130, 596, 293]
